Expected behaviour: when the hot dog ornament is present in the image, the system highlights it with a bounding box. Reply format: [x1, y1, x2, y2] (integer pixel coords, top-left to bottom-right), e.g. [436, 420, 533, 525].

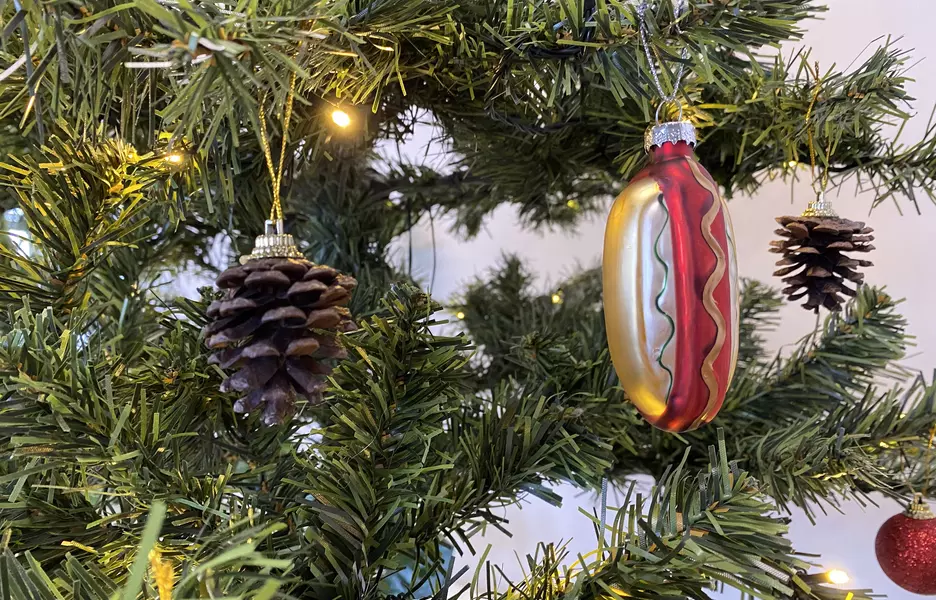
[603, 121, 739, 432]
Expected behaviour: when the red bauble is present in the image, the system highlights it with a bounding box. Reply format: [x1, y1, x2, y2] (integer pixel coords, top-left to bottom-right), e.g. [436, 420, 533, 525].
[875, 496, 936, 595]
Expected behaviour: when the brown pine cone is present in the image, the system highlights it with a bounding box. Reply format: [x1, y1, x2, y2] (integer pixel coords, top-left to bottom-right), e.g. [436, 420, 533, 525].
[203, 258, 357, 424]
[770, 215, 874, 312]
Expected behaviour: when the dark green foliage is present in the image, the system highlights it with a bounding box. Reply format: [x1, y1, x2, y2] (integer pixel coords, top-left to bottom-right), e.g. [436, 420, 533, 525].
[0, 283, 616, 598]
[477, 440, 875, 600]
[736, 279, 784, 376]
[458, 259, 936, 518]
[1, 0, 935, 598]
[3, 0, 935, 244]
[274, 285, 613, 597]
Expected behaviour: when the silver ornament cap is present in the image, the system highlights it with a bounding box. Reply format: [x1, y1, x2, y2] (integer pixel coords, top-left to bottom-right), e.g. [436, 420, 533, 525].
[801, 192, 838, 218]
[908, 494, 935, 521]
[645, 120, 697, 152]
[240, 219, 304, 264]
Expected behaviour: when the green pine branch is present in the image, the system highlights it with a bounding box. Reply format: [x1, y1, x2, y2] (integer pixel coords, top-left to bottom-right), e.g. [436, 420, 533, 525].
[476, 437, 872, 600]
[3, 1, 934, 239]
[722, 286, 909, 426]
[262, 284, 611, 598]
[0, 129, 193, 313]
[0, 502, 291, 599]
[457, 258, 936, 516]
[736, 380, 936, 519]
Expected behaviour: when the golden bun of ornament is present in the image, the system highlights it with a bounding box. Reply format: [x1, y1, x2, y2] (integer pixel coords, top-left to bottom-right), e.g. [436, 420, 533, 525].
[604, 122, 739, 432]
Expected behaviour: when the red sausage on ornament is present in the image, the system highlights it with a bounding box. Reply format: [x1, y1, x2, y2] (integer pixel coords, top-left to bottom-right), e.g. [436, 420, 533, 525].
[603, 121, 739, 432]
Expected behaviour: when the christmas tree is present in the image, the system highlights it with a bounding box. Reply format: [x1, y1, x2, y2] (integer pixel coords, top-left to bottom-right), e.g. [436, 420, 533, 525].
[1, 1, 935, 598]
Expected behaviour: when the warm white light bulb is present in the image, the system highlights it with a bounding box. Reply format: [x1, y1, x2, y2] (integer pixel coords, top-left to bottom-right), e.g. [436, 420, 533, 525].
[165, 153, 184, 164]
[455, 311, 466, 320]
[331, 109, 351, 128]
[551, 293, 563, 305]
[827, 569, 849, 585]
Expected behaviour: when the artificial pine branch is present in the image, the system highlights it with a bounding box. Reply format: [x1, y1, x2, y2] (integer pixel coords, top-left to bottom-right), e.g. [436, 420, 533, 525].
[291, 285, 471, 598]
[457, 258, 935, 515]
[736, 279, 785, 377]
[0, 504, 291, 598]
[1, 2, 934, 599]
[268, 284, 612, 598]
[0, 130, 191, 313]
[722, 286, 910, 425]
[738, 380, 936, 519]
[476, 438, 874, 600]
[0, 291, 301, 566]
[3, 2, 934, 239]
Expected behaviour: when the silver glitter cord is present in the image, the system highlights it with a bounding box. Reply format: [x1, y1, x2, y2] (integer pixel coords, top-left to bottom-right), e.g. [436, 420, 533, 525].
[599, 476, 609, 541]
[637, 0, 689, 120]
[747, 556, 792, 583]
[709, 559, 792, 596]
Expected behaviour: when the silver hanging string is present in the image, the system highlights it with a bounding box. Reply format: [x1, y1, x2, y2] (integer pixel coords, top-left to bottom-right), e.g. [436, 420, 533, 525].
[599, 475, 609, 543]
[637, 0, 689, 122]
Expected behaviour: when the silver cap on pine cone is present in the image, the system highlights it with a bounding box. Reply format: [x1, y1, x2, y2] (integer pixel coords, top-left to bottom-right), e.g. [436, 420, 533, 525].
[801, 192, 839, 218]
[644, 120, 697, 152]
[240, 219, 304, 264]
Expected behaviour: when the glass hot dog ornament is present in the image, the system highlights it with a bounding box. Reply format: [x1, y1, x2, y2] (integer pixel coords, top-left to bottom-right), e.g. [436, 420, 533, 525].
[603, 121, 739, 432]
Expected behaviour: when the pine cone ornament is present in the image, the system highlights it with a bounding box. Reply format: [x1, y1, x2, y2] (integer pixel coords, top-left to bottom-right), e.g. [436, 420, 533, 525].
[770, 198, 874, 312]
[204, 224, 356, 424]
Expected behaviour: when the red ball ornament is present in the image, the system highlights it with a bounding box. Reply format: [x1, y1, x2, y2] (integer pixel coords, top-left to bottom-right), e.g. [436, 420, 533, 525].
[603, 121, 739, 432]
[875, 495, 936, 595]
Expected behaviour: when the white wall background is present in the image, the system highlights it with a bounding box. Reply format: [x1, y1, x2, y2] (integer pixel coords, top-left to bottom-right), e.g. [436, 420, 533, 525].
[390, 0, 936, 596]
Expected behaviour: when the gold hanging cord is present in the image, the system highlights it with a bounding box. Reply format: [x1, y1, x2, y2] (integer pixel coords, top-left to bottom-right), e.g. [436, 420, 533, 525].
[257, 69, 299, 223]
[906, 423, 936, 519]
[923, 423, 936, 497]
[802, 61, 836, 217]
[239, 67, 305, 263]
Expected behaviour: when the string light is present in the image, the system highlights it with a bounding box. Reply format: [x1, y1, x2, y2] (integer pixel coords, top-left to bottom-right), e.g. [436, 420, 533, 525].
[551, 292, 563, 305]
[787, 160, 799, 168]
[827, 569, 850, 585]
[455, 311, 466, 320]
[331, 109, 351, 128]
[164, 153, 184, 164]
[566, 199, 581, 210]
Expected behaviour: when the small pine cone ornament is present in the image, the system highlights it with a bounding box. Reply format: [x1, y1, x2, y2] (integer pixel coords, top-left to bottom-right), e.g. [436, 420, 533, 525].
[204, 221, 356, 424]
[770, 195, 874, 312]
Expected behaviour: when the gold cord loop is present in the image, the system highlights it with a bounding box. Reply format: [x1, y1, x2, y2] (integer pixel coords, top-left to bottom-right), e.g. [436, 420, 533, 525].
[258, 69, 299, 223]
[804, 61, 833, 196]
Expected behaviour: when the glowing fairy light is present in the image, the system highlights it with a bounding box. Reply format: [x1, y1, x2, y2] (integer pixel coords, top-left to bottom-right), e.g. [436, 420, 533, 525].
[331, 109, 351, 128]
[827, 569, 850, 585]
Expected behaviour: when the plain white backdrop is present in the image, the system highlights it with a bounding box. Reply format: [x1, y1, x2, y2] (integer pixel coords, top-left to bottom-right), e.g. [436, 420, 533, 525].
[389, 0, 936, 596]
